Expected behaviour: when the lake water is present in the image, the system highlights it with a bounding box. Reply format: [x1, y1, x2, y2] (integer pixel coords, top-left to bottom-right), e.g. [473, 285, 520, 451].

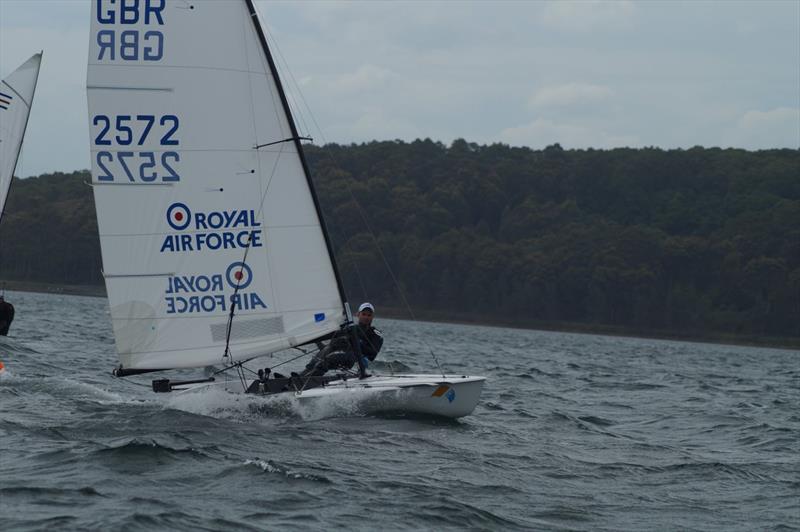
[0, 290, 797, 530]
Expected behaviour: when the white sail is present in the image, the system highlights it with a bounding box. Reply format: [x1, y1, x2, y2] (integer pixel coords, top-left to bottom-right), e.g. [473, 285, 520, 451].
[87, 1, 346, 371]
[0, 53, 42, 222]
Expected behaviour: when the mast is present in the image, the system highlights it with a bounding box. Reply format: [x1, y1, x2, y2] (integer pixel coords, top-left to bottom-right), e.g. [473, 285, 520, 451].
[244, 0, 350, 321]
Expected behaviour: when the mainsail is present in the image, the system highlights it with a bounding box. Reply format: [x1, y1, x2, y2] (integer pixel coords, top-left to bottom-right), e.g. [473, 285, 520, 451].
[87, 1, 347, 371]
[0, 53, 42, 222]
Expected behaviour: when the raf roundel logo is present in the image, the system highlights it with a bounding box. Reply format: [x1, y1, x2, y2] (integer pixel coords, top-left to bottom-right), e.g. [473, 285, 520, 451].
[166, 202, 191, 230]
[226, 262, 253, 290]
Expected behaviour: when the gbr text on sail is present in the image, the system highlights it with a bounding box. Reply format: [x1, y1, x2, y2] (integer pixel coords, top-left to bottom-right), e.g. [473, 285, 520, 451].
[95, 0, 165, 62]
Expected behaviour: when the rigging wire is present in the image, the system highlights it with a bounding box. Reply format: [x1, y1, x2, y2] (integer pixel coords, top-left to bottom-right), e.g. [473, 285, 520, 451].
[261, 43, 446, 377]
[221, 233, 254, 363]
[117, 376, 153, 389]
[260, 15, 443, 377]
[221, 6, 445, 385]
[219, 133, 286, 372]
[235, 362, 248, 391]
[324, 226, 402, 377]
[345, 190, 445, 378]
[220, 2, 335, 384]
[267, 349, 313, 371]
[327, 223, 370, 303]
[221, 4, 292, 375]
[261, 21, 319, 140]
[209, 347, 312, 379]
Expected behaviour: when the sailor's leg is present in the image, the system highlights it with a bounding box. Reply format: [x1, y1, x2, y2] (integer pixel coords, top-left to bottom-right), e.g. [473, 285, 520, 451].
[323, 351, 358, 371]
[301, 344, 334, 377]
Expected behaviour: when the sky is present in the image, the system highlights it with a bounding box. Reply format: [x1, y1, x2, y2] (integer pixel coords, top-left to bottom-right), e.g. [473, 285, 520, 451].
[0, 0, 798, 177]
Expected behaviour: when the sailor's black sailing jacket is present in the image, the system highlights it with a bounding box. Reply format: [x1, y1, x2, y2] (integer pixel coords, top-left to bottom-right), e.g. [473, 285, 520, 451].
[356, 324, 383, 361]
[328, 324, 383, 361]
[0, 300, 14, 336]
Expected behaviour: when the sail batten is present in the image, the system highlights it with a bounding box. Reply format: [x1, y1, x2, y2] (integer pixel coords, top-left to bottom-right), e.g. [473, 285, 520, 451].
[88, 1, 345, 371]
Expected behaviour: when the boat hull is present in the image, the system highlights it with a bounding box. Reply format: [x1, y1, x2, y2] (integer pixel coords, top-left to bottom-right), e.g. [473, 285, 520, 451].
[295, 374, 486, 418]
[173, 374, 486, 419]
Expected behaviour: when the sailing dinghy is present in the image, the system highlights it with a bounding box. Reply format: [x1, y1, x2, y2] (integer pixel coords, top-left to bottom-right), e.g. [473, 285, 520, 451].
[87, 0, 484, 418]
[0, 53, 42, 336]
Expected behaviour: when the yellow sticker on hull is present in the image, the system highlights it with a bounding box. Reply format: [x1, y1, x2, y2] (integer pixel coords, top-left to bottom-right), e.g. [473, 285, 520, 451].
[431, 385, 449, 397]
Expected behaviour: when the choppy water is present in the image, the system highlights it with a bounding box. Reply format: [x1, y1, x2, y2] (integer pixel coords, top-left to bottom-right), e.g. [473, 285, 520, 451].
[0, 290, 798, 531]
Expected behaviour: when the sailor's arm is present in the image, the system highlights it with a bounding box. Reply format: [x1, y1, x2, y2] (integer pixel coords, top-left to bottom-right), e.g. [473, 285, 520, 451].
[361, 328, 383, 361]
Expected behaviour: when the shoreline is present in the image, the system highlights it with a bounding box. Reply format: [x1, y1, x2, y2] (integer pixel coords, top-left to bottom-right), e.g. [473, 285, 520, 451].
[3, 281, 797, 351]
[378, 307, 800, 351]
[2, 280, 106, 298]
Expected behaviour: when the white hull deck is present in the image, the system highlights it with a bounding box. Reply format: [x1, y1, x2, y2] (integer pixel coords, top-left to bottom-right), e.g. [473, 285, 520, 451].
[173, 374, 486, 419]
[297, 374, 486, 418]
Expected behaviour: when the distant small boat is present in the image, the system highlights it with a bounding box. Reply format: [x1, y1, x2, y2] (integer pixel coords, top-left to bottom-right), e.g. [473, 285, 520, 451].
[0, 52, 42, 337]
[86, 0, 484, 418]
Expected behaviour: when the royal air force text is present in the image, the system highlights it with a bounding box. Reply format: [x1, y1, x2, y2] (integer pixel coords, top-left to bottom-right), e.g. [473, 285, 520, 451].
[161, 204, 263, 253]
[164, 265, 267, 315]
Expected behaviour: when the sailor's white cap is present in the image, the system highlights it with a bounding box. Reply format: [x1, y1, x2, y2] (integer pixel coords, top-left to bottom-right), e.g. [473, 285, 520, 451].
[358, 302, 375, 313]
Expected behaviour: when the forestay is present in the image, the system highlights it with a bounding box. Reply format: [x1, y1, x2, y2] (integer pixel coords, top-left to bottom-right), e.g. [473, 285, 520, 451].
[87, 0, 346, 371]
[0, 53, 42, 222]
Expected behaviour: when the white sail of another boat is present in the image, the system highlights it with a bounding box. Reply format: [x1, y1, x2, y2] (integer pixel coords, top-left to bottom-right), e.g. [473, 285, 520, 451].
[0, 53, 42, 222]
[87, 0, 347, 372]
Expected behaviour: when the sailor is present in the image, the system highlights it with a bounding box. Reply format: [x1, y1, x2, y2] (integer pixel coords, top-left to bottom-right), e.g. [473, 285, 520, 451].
[301, 302, 383, 377]
[0, 296, 14, 336]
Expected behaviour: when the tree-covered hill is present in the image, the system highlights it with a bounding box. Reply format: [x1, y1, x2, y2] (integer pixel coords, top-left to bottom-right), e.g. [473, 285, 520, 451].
[0, 171, 101, 285]
[1, 142, 798, 342]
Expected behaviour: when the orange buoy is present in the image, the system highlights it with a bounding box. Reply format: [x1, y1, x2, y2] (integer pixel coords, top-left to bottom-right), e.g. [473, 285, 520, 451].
[0, 360, 5, 374]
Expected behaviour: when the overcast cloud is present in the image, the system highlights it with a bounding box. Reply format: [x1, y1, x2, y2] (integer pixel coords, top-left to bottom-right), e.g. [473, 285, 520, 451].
[1, 0, 798, 177]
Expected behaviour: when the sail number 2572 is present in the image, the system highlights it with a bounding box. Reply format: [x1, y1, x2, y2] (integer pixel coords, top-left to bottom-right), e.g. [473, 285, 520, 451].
[93, 114, 180, 182]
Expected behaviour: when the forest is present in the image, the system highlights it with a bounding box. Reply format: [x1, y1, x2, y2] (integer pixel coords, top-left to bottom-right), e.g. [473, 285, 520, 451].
[1, 141, 798, 343]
